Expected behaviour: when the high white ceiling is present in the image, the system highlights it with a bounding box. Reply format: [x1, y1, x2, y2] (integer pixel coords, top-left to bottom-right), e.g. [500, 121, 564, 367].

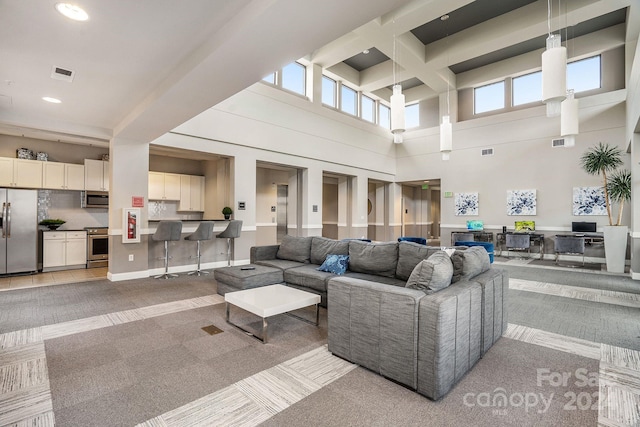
[0, 0, 635, 147]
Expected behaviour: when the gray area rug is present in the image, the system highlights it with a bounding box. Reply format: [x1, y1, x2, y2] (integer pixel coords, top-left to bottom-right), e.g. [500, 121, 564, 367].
[46, 301, 598, 427]
[265, 339, 599, 427]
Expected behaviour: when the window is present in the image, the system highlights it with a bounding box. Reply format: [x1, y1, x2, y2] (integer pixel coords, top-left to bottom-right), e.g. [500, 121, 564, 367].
[405, 103, 419, 128]
[568, 55, 601, 93]
[282, 62, 306, 95]
[513, 71, 542, 106]
[474, 81, 505, 114]
[340, 85, 357, 116]
[361, 95, 375, 122]
[322, 76, 336, 107]
[379, 104, 390, 129]
[262, 72, 276, 85]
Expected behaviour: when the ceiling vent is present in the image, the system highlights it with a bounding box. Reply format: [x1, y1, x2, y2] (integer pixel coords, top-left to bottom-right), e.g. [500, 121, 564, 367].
[551, 138, 566, 148]
[51, 66, 75, 82]
[481, 148, 494, 156]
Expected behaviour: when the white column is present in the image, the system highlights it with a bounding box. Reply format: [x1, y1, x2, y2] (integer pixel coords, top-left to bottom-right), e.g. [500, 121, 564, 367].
[107, 138, 149, 280]
[351, 174, 369, 238]
[337, 176, 350, 240]
[388, 182, 403, 241]
[300, 166, 323, 237]
[229, 155, 256, 263]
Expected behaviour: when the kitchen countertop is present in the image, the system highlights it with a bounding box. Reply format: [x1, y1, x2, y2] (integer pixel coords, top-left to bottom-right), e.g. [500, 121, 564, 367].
[148, 219, 229, 222]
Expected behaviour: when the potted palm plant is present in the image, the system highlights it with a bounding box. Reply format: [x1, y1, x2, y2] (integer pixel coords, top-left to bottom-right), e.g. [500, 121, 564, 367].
[580, 142, 630, 273]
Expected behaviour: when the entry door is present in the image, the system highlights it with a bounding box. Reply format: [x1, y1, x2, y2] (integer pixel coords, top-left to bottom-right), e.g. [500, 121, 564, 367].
[276, 185, 288, 242]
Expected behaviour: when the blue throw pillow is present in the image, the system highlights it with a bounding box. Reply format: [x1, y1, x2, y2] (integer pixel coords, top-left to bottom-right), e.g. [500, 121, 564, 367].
[317, 254, 349, 275]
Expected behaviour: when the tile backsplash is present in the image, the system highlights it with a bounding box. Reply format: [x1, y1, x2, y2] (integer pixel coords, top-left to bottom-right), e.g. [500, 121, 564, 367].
[38, 190, 108, 229]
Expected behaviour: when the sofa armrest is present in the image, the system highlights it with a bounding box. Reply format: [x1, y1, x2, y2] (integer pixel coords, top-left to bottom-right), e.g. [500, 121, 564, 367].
[417, 280, 483, 400]
[471, 267, 509, 355]
[327, 277, 425, 389]
[250, 245, 280, 263]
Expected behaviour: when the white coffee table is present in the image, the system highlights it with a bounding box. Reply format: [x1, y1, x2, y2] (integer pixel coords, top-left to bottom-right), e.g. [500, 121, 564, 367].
[224, 284, 321, 343]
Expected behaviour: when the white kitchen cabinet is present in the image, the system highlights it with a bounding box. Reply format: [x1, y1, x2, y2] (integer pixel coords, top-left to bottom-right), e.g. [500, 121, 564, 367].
[0, 157, 43, 188]
[148, 172, 181, 200]
[43, 231, 87, 270]
[84, 159, 109, 191]
[178, 174, 205, 211]
[43, 162, 85, 190]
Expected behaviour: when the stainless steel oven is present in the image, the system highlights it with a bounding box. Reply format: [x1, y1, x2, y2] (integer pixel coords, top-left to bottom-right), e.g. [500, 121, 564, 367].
[86, 227, 108, 268]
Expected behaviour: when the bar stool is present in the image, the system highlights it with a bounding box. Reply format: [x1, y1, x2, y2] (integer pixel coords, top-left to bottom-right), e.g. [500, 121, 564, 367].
[216, 220, 242, 266]
[184, 221, 214, 276]
[152, 221, 182, 279]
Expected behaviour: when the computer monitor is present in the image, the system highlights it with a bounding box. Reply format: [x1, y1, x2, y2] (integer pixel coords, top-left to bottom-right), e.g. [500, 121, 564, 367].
[466, 220, 484, 231]
[514, 220, 535, 232]
[572, 221, 597, 233]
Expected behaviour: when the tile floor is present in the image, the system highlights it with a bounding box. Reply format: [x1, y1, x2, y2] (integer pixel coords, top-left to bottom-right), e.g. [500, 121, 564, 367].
[0, 268, 107, 292]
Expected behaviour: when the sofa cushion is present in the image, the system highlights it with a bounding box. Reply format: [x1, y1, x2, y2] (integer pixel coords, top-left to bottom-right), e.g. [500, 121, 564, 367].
[457, 246, 491, 280]
[317, 254, 349, 275]
[396, 242, 440, 281]
[276, 235, 313, 263]
[255, 259, 304, 271]
[310, 237, 350, 265]
[285, 264, 334, 292]
[406, 251, 453, 294]
[348, 240, 398, 278]
[343, 272, 407, 287]
[450, 250, 465, 283]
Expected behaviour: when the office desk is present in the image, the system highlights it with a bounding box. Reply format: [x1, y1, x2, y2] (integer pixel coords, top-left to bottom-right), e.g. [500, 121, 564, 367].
[450, 231, 494, 245]
[555, 234, 604, 245]
[496, 232, 545, 259]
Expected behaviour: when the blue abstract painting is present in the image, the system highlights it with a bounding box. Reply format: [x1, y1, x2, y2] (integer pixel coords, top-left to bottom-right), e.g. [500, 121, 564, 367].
[455, 192, 479, 216]
[573, 186, 606, 215]
[507, 189, 536, 215]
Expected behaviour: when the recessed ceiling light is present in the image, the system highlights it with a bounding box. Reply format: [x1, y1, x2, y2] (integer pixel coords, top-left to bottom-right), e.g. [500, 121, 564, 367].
[363, 49, 370, 55]
[55, 3, 89, 21]
[42, 97, 62, 104]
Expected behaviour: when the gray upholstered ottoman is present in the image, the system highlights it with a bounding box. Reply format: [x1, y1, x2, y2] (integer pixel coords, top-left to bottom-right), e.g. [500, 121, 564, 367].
[214, 264, 283, 296]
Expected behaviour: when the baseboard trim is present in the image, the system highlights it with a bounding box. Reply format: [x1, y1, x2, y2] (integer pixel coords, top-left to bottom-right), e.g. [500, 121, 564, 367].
[107, 259, 251, 281]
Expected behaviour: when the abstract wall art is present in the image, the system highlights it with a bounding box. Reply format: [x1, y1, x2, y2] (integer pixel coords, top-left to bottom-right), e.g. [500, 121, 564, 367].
[455, 192, 479, 216]
[506, 189, 536, 215]
[573, 186, 606, 215]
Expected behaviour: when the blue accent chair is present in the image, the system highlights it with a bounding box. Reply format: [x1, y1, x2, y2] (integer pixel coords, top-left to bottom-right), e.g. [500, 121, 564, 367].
[398, 236, 427, 245]
[454, 240, 495, 263]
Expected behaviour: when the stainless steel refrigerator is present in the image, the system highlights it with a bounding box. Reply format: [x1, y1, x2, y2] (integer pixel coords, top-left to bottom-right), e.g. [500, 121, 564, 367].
[0, 189, 38, 275]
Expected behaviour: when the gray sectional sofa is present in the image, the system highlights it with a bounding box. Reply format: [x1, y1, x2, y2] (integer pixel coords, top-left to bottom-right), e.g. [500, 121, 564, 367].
[229, 235, 508, 400]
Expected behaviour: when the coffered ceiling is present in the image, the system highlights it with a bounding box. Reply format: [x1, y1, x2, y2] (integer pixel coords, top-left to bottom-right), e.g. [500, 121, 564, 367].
[0, 0, 636, 148]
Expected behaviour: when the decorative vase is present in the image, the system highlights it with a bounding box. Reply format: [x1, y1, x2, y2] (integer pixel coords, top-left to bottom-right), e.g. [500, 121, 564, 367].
[603, 225, 628, 273]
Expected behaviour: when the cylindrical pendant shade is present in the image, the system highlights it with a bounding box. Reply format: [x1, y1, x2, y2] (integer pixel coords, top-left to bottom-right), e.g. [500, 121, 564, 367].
[440, 115, 452, 160]
[542, 34, 566, 118]
[561, 90, 578, 147]
[391, 84, 405, 144]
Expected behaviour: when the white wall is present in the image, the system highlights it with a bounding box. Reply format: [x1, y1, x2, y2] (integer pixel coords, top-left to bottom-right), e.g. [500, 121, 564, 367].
[397, 90, 628, 237]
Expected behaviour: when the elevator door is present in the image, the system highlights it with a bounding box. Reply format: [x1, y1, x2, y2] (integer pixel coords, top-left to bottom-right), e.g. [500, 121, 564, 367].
[277, 185, 288, 242]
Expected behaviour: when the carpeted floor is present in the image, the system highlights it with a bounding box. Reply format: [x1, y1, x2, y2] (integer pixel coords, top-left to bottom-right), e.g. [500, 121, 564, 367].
[1, 265, 639, 426]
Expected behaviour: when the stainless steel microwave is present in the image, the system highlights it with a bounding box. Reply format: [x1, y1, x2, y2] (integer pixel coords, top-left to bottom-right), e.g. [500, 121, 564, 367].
[83, 191, 109, 208]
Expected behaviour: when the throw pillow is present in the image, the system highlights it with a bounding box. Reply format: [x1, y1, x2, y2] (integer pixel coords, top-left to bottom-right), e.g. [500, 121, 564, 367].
[276, 235, 313, 263]
[405, 251, 453, 294]
[317, 254, 350, 275]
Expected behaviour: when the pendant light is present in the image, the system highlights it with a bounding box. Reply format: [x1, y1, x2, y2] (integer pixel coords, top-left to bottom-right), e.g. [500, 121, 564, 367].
[440, 115, 452, 160]
[391, 85, 405, 143]
[541, 0, 566, 117]
[439, 14, 452, 160]
[561, 89, 578, 147]
[390, 21, 405, 144]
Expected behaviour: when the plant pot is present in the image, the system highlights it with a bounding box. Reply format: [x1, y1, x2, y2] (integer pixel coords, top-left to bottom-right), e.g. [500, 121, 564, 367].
[603, 225, 628, 273]
[224, 214, 230, 220]
[47, 225, 61, 230]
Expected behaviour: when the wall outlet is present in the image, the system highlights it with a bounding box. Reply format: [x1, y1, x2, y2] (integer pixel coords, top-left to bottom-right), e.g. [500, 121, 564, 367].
[128, 254, 134, 261]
